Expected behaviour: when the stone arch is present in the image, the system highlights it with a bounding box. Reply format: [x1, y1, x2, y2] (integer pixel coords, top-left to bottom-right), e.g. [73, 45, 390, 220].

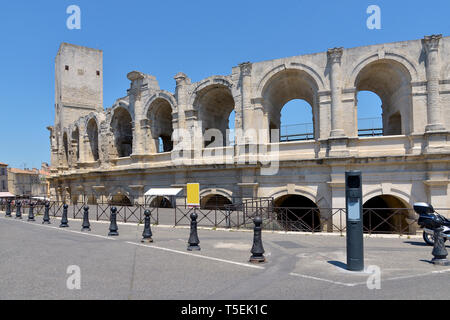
[362, 193, 414, 234]
[144, 91, 177, 115]
[200, 190, 233, 210]
[148, 196, 173, 208]
[107, 186, 133, 206]
[145, 95, 175, 153]
[259, 67, 321, 140]
[62, 131, 69, 167]
[191, 79, 236, 147]
[272, 192, 321, 232]
[346, 51, 419, 87]
[110, 106, 133, 158]
[267, 186, 318, 204]
[363, 186, 412, 208]
[189, 76, 234, 106]
[256, 63, 326, 97]
[351, 57, 413, 136]
[200, 188, 233, 201]
[86, 117, 100, 161]
[67, 125, 80, 165]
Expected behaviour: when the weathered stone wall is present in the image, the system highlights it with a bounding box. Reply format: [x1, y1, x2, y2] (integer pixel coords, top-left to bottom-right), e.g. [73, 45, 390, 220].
[48, 35, 450, 222]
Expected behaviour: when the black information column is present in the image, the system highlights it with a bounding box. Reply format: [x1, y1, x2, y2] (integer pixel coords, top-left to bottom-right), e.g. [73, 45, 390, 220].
[345, 171, 364, 271]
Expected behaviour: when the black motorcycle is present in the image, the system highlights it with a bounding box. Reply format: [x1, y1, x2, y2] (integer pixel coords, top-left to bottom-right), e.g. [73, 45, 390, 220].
[413, 202, 450, 246]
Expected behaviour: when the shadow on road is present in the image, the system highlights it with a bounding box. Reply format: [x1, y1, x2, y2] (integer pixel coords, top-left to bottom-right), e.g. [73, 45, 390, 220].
[327, 260, 347, 270]
[403, 241, 429, 247]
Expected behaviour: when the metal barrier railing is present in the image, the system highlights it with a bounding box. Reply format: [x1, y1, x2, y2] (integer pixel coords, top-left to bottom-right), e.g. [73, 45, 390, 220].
[0, 198, 436, 235]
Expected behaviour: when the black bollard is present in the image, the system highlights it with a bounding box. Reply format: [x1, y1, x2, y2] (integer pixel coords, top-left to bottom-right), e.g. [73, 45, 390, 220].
[187, 211, 200, 251]
[28, 202, 35, 221]
[42, 202, 51, 224]
[431, 227, 450, 266]
[5, 199, 12, 217]
[249, 216, 266, 263]
[141, 209, 153, 243]
[15, 201, 22, 219]
[108, 207, 119, 236]
[60, 204, 69, 228]
[81, 206, 91, 232]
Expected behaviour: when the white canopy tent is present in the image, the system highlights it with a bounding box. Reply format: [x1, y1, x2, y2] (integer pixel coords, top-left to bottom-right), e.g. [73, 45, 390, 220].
[144, 188, 183, 207]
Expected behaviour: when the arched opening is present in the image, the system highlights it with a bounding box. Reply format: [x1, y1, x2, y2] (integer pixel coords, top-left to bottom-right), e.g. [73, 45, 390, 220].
[356, 91, 384, 136]
[109, 194, 132, 207]
[228, 110, 236, 146]
[72, 127, 80, 163]
[63, 132, 69, 166]
[355, 59, 412, 136]
[86, 118, 99, 161]
[201, 194, 232, 210]
[280, 99, 314, 142]
[111, 107, 133, 157]
[193, 84, 235, 148]
[148, 98, 173, 153]
[150, 196, 173, 208]
[363, 195, 411, 234]
[274, 194, 321, 232]
[262, 69, 318, 142]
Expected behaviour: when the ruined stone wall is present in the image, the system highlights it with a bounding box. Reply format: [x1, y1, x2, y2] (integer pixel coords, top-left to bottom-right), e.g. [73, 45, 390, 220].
[48, 35, 450, 215]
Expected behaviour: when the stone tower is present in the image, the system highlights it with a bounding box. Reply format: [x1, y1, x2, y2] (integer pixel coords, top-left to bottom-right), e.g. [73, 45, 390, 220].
[51, 43, 103, 170]
[55, 43, 103, 130]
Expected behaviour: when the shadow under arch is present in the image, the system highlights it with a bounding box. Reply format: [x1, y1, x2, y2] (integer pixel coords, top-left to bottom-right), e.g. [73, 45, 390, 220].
[363, 194, 414, 234]
[200, 194, 233, 210]
[273, 194, 321, 232]
[354, 58, 413, 136]
[261, 68, 319, 140]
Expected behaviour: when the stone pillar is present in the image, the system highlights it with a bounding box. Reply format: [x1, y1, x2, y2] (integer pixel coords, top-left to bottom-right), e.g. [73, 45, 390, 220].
[423, 35, 445, 132]
[239, 62, 252, 135]
[80, 134, 89, 163]
[174, 73, 194, 164]
[327, 48, 345, 137]
[328, 178, 346, 233]
[128, 71, 145, 155]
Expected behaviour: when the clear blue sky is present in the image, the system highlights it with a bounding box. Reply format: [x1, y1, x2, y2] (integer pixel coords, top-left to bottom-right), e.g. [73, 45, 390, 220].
[0, 0, 448, 168]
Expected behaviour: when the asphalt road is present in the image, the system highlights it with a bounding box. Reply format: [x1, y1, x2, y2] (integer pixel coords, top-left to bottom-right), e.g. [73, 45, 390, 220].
[0, 214, 449, 300]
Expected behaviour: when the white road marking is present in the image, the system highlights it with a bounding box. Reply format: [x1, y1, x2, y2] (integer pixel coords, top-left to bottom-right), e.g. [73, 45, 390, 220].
[126, 241, 265, 270]
[0, 216, 116, 240]
[289, 272, 359, 287]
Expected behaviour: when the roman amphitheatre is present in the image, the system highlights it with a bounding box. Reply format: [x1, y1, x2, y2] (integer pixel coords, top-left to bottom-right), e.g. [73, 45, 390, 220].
[47, 35, 450, 234]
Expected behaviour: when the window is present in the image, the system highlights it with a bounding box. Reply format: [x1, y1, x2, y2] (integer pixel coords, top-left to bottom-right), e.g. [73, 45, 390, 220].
[65, 65, 69, 71]
[96, 71, 100, 76]
[2, 180, 5, 190]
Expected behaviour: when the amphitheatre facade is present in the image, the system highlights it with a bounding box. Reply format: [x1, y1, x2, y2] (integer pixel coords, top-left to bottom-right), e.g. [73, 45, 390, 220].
[47, 35, 450, 232]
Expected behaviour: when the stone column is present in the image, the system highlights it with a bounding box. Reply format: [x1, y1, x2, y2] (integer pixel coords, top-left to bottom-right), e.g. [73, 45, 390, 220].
[239, 62, 252, 134]
[327, 48, 345, 137]
[128, 71, 145, 155]
[423, 35, 445, 132]
[174, 73, 194, 164]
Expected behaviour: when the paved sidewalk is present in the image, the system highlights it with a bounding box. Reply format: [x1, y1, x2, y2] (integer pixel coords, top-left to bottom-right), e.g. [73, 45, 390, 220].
[0, 214, 448, 300]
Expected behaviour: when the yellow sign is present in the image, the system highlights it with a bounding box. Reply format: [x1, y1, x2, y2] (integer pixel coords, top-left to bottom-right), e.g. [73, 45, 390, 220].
[187, 183, 200, 207]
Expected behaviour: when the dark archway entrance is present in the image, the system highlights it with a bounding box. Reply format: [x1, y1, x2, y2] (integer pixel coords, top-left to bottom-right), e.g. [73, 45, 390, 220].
[109, 194, 132, 207]
[274, 195, 321, 232]
[150, 196, 173, 208]
[201, 194, 232, 210]
[363, 195, 411, 234]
